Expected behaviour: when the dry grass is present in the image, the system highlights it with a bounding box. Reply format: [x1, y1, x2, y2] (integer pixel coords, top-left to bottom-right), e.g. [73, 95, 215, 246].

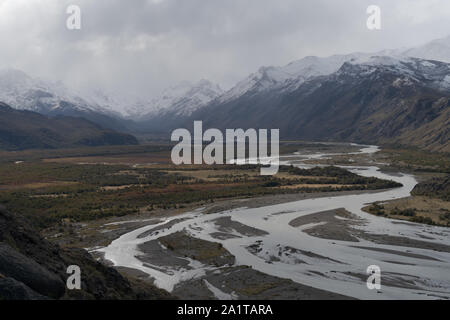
[42, 151, 171, 165]
[165, 169, 332, 182]
[101, 185, 142, 191]
[165, 169, 258, 181]
[383, 196, 450, 225]
[238, 282, 278, 296]
[277, 184, 355, 189]
[0, 181, 78, 190]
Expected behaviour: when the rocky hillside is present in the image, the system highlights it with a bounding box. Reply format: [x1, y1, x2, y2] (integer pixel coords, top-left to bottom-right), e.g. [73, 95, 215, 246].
[0, 102, 138, 151]
[0, 205, 171, 300]
[189, 56, 450, 152]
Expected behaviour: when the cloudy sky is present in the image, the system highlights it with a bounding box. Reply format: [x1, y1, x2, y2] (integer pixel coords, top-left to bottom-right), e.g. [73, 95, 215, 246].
[0, 0, 449, 97]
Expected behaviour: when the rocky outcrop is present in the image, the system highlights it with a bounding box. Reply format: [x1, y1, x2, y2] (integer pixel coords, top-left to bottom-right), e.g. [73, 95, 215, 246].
[0, 276, 48, 300]
[0, 205, 172, 300]
[0, 243, 65, 298]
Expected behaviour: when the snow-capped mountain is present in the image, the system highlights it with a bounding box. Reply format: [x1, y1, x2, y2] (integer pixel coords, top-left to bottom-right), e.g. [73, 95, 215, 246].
[189, 54, 450, 152]
[0, 67, 223, 123]
[402, 35, 450, 63]
[78, 88, 146, 118]
[80, 79, 223, 120]
[215, 35, 450, 105]
[0, 68, 113, 115]
[0, 68, 137, 131]
[337, 55, 450, 92]
[130, 79, 223, 119]
[218, 53, 368, 103]
[1, 35, 448, 131]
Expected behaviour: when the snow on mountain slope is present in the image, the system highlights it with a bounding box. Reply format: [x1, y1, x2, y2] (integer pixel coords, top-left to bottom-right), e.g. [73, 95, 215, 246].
[1, 35, 448, 122]
[338, 55, 450, 92]
[0, 68, 113, 115]
[218, 53, 368, 103]
[0, 68, 223, 120]
[79, 88, 145, 118]
[215, 35, 450, 105]
[402, 35, 450, 63]
[135, 79, 223, 119]
[214, 35, 450, 105]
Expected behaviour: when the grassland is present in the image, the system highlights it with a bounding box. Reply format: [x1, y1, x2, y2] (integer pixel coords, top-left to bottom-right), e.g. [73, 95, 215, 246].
[6, 141, 448, 231]
[364, 198, 450, 227]
[362, 147, 450, 226]
[0, 144, 402, 230]
[379, 148, 450, 174]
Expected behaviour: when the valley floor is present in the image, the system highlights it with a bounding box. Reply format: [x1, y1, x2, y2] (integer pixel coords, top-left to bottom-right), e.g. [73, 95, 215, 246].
[48, 143, 450, 299]
[1, 141, 449, 299]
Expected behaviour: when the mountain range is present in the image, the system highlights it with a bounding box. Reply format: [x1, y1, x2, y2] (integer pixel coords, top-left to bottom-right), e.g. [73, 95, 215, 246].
[0, 35, 449, 151]
[191, 56, 450, 152]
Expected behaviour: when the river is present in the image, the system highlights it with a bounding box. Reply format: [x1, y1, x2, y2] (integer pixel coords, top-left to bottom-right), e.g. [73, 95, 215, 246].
[98, 144, 450, 300]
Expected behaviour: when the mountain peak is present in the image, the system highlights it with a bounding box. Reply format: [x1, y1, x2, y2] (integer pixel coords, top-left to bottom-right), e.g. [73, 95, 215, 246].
[218, 53, 369, 103]
[402, 35, 450, 63]
[334, 55, 450, 93]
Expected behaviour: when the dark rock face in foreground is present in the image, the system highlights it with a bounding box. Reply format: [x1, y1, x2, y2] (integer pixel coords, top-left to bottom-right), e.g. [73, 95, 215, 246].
[0, 277, 48, 300]
[0, 206, 172, 300]
[0, 243, 65, 298]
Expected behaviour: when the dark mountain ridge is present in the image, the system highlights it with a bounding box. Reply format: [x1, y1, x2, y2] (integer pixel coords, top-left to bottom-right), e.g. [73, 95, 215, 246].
[187, 57, 450, 152]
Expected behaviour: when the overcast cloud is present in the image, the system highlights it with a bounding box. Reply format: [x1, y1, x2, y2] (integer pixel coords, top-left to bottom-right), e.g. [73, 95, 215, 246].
[0, 0, 449, 97]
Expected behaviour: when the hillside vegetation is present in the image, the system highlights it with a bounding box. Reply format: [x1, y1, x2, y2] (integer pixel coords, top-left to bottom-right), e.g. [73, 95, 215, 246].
[0, 102, 138, 150]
